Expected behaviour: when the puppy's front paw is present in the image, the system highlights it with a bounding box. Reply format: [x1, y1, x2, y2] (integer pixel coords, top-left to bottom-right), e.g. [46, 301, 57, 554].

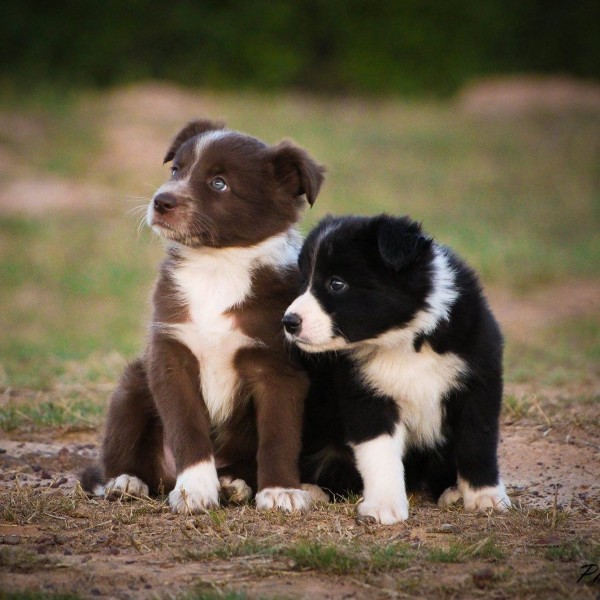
[460, 480, 511, 512]
[104, 474, 149, 500]
[255, 487, 312, 513]
[219, 476, 253, 506]
[357, 497, 409, 525]
[169, 460, 220, 514]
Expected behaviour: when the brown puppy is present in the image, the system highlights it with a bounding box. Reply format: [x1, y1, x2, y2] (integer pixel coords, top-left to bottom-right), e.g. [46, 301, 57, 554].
[81, 119, 325, 513]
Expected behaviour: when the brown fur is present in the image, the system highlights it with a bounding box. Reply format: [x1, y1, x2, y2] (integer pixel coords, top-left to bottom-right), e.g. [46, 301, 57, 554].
[82, 120, 325, 506]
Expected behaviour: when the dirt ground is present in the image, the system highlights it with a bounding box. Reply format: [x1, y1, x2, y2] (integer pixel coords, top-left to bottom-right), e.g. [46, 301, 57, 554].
[1, 280, 599, 599]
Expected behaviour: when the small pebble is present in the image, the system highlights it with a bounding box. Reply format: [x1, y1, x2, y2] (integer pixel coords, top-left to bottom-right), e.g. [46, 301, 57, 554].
[438, 523, 455, 533]
[50, 476, 68, 488]
[472, 567, 495, 589]
[2, 535, 21, 545]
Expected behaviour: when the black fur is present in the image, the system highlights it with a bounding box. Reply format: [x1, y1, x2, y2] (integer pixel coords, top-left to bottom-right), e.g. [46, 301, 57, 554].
[292, 214, 506, 510]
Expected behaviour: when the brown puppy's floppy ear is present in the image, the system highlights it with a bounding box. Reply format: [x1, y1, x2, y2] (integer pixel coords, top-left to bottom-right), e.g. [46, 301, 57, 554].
[269, 141, 325, 206]
[163, 119, 225, 163]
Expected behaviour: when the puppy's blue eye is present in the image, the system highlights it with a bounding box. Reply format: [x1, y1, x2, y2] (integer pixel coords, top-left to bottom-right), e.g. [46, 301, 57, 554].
[328, 276, 347, 293]
[210, 177, 228, 192]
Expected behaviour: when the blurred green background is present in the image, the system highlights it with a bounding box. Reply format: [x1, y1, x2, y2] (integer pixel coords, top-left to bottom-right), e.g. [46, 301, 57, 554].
[0, 1, 598, 427]
[2, 0, 599, 95]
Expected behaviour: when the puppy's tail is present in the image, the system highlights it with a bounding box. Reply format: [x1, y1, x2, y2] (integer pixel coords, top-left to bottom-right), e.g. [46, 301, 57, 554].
[79, 465, 106, 497]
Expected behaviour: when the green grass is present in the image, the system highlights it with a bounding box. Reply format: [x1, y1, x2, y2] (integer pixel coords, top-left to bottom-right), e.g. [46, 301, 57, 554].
[504, 315, 600, 390]
[0, 398, 105, 431]
[284, 542, 360, 574]
[427, 537, 506, 563]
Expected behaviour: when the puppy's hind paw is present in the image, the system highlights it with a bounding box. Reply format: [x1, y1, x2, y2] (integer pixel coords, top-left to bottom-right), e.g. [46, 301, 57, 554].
[460, 480, 511, 512]
[219, 476, 253, 506]
[255, 487, 313, 513]
[301, 483, 329, 505]
[438, 486, 461, 508]
[104, 475, 149, 500]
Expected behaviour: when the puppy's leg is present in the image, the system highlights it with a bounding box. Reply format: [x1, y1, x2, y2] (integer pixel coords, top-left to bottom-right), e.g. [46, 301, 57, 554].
[449, 381, 510, 512]
[351, 424, 409, 524]
[148, 336, 219, 514]
[99, 359, 173, 499]
[236, 348, 312, 513]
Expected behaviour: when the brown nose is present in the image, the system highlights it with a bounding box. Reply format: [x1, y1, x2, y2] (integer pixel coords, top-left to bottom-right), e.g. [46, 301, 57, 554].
[153, 193, 178, 215]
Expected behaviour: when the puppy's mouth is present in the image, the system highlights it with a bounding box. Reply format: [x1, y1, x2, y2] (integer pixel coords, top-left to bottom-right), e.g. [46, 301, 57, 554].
[146, 206, 206, 247]
[286, 332, 351, 353]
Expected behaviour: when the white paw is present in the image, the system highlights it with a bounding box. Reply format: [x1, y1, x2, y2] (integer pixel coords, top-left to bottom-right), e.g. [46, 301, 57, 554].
[301, 483, 329, 504]
[438, 486, 461, 508]
[104, 474, 149, 500]
[459, 479, 511, 512]
[219, 476, 253, 505]
[357, 497, 409, 524]
[255, 487, 313, 513]
[169, 460, 220, 514]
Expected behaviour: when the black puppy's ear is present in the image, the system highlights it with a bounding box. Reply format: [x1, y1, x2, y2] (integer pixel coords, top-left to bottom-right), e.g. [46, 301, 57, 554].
[163, 119, 225, 163]
[377, 218, 432, 271]
[269, 141, 326, 206]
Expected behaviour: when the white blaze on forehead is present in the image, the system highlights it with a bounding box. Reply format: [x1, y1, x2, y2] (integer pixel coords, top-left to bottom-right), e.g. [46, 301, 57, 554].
[193, 129, 230, 157]
[304, 220, 342, 286]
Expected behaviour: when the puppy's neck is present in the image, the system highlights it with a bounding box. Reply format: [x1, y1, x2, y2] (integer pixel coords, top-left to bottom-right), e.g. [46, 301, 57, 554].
[168, 228, 302, 273]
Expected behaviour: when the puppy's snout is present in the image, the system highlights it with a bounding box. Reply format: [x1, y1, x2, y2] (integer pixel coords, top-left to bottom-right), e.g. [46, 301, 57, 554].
[282, 312, 302, 335]
[153, 193, 178, 215]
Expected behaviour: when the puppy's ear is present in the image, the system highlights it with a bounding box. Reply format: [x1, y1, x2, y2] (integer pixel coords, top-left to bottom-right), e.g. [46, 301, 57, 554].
[163, 119, 225, 163]
[377, 218, 432, 271]
[269, 142, 325, 206]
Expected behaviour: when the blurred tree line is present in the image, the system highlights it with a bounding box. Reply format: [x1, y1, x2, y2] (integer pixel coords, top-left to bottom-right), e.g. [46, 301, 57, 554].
[3, 0, 598, 95]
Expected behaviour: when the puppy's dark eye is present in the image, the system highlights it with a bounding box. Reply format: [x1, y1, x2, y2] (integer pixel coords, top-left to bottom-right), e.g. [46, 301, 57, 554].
[170, 166, 179, 177]
[210, 177, 228, 192]
[328, 276, 347, 293]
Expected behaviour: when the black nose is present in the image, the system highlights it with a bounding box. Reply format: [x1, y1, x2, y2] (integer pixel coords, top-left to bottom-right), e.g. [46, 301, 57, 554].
[153, 193, 178, 215]
[282, 312, 302, 335]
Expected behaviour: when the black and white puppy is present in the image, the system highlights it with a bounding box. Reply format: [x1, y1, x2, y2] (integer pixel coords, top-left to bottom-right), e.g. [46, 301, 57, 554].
[283, 214, 510, 524]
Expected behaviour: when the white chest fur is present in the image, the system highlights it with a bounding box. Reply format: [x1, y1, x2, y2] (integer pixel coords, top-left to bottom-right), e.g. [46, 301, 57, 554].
[355, 340, 467, 449]
[163, 232, 299, 426]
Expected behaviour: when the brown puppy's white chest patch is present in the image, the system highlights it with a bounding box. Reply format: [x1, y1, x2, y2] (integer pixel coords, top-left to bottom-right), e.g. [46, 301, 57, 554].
[162, 233, 299, 425]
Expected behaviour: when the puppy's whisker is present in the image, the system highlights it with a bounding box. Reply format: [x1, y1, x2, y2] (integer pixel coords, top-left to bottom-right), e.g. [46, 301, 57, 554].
[125, 195, 152, 202]
[128, 204, 149, 217]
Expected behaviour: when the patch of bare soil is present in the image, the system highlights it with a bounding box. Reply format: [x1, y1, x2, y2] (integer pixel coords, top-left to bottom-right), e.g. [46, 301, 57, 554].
[490, 280, 600, 343]
[458, 76, 600, 115]
[0, 177, 113, 215]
